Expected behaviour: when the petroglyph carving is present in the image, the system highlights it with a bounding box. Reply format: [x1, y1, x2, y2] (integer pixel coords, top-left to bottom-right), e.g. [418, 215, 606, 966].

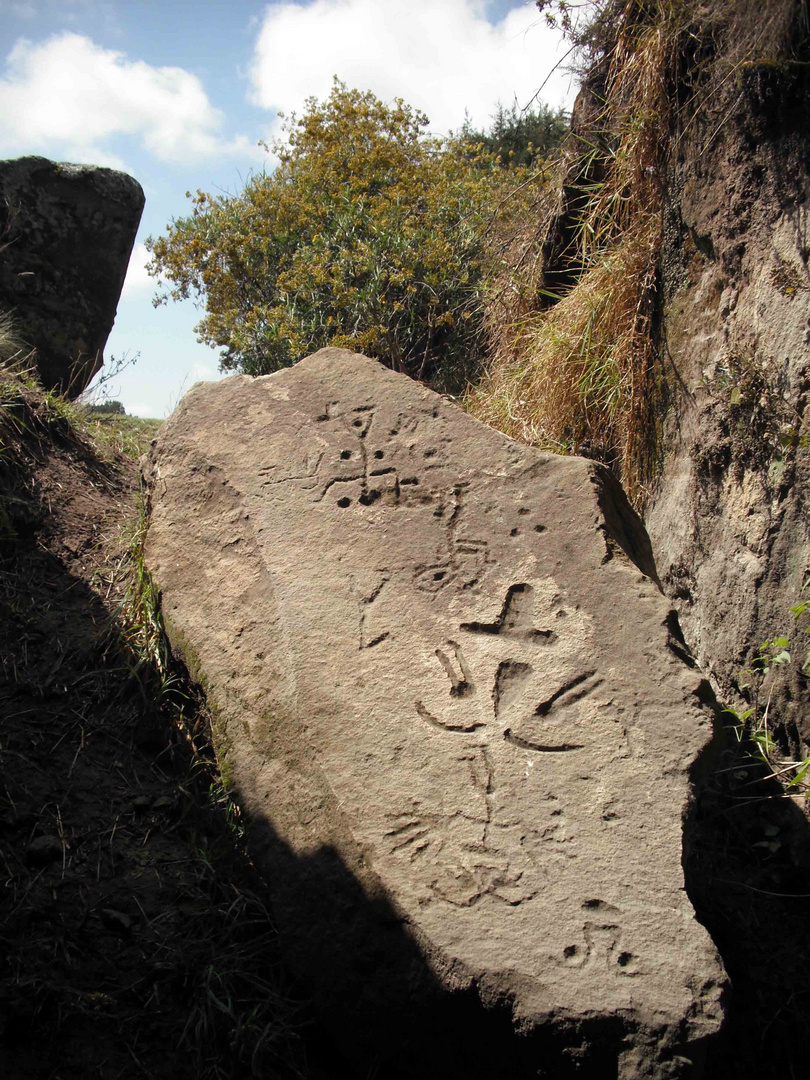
[416, 582, 603, 753]
[413, 486, 490, 593]
[415, 643, 483, 731]
[384, 814, 443, 863]
[461, 582, 555, 642]
[310, 402, 434, 511]
[561, 918, 639, 977]
[352, 572, 391, 650]
[146, 349, 727, 1064]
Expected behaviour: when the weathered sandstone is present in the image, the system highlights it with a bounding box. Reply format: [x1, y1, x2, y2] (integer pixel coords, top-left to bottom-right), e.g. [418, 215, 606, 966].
[0, 156, 144, 396]
[645, 64, 810, 754]
[145, 349, 726, 1078]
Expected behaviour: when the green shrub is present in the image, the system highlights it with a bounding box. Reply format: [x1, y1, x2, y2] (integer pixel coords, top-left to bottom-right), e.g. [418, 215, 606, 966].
[85, 399, 126, 415]
[147, 80, 533, 391]
[461, 100, 569, 167]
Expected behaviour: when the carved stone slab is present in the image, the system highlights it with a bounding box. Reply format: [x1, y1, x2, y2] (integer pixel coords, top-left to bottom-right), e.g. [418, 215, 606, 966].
[145, 349, 726, 1078]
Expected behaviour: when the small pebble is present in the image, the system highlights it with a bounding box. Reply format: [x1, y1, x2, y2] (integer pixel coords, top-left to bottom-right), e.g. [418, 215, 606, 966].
[25, 835, 63, 865]
[101, 908, 132, 933]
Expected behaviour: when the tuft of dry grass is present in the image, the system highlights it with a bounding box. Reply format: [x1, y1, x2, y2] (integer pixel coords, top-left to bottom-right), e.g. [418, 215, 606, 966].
[0, 309, 33, 369]
[470, 214, 661, 504]
[468, 0, 804, 507]
[469, 7, 673, 506]
[1, 335, 90, 542]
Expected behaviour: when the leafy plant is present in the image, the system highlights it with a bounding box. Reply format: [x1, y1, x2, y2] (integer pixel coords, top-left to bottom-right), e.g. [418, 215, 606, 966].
[724, 621, 810, 796]
[148, 80, 536, 392]
[460, 100, 569, 167]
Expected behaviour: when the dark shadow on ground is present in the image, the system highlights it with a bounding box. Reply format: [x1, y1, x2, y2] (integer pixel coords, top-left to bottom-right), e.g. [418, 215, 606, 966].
[238, 807, 634, 1080]
[7, 416, 807, 1079]
[684, 717, 810, 1080]
[0, 425, 328, 1080]
[0, 446, 634, 1080]
[0, 521, 631, 1080]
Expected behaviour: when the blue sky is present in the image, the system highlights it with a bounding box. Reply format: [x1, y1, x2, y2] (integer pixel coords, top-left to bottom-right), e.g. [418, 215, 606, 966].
[0, 0, 578, 417]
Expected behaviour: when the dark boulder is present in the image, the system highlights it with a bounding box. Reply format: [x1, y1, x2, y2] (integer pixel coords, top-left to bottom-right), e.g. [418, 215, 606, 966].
[0, 156, 144, 397]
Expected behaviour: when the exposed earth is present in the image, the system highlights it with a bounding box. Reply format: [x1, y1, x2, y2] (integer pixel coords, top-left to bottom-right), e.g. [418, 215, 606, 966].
[0, 395, 336, 1079]
[0, 380, 808, 1078]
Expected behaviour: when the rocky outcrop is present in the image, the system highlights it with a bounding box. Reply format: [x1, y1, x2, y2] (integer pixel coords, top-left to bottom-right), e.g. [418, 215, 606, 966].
[0, 156, 144, 397]
[145, 348, 726, 1079]
[646, 59, 810, 751]
[533, 9, 810, 760]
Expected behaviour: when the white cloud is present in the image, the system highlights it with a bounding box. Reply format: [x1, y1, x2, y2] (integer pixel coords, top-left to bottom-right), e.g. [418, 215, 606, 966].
[0, 31, 255, 164]
[121, 242, 156, 300]
[190, 362, 220, 382]
[249, 0, 577, 138]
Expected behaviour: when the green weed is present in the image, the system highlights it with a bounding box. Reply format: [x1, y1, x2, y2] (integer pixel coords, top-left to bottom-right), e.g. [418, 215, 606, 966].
[724, 617, 810, 797]
[83, 411, 163, 459]
[117, 485, 170, 685]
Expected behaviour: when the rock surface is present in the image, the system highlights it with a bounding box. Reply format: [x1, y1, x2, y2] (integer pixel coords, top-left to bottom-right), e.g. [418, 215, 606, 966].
[0, 156, 144, 396]
[145, 349, 726, 1078]
[646, 62, 810, 751]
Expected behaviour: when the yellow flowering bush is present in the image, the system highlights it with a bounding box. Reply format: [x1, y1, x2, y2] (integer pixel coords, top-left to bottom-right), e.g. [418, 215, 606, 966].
[147, 81, 530, 390]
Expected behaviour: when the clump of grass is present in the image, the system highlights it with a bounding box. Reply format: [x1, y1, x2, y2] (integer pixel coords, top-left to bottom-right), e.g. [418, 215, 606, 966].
[1, 320, 92, 453]
[722, 587, 810, 798]
[468, 0, 804, 507]
[468, 3, 675, 505]
[471, 213, 661, 501]
[83, 412, 163, 458]
[724, 664, 810, 799]
[118, 484, 170, 685]
[170, 872, 309, 1080]
[1, 321, 93, 541]
[0, 308, 33, 368]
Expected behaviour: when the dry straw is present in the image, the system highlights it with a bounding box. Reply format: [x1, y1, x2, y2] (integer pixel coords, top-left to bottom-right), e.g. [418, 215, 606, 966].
[469, 2, 676, 507]
[468, 0, 802, 507]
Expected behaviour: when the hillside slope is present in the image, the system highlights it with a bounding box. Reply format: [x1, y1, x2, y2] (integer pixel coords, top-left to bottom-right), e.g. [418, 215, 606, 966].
[0, 378, 325, 1079]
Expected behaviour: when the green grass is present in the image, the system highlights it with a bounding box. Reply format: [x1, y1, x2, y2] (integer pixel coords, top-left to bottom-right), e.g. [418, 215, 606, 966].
[1, 306, 162, 464]
[82, 411, 163, 458]
[1, 359, 313, 1077]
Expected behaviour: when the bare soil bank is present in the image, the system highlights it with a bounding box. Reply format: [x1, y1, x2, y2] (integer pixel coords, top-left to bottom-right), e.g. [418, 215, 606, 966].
[0, 404, 340, 1079]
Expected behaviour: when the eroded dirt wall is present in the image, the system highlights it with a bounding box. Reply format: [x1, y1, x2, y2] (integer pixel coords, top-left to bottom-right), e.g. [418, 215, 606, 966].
[646, 58, 810, 752]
